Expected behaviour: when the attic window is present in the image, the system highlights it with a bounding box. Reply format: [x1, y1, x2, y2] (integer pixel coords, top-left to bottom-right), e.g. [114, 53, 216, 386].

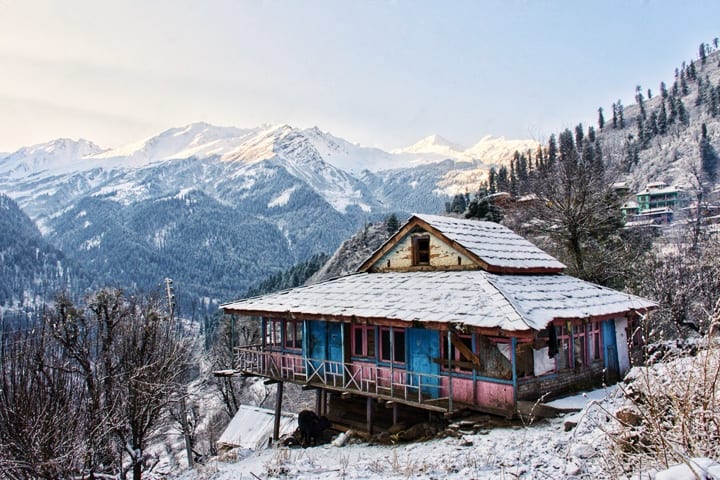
[412, 235, 430, 266]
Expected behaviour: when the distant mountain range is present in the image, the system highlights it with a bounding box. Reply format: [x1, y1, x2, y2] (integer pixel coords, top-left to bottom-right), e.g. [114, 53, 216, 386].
[0, 123, 535, 312]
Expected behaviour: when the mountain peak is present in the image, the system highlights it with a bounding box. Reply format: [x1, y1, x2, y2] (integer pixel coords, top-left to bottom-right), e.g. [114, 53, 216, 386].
[392, 134, 465, 155]
[0, 138, 106, 178]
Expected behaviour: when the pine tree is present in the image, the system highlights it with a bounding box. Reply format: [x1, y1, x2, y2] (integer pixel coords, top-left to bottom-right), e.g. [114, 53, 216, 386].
[649, 110, 659, 136]
[588, 125, 596, 143]
[487, 167, 497, 194]
[647, 88, 652, 99]
[681, 75, 689, 96]
[385, 213, 400, 234]
[696, 76, 705, 106]
[547, 134, 558, 167]
[660, 81, 668, 99]
[617, 100, 625, 128]
[709, 86, 720, 118]
[700, 42, 707, 65]
[677, 98, 689, 125]
[612, 103, 618, 129]
[598, 107, 605, 130]
[496, 166, 510, 193]
[700, 123, 718, 183]
[575, 123, 584, 148]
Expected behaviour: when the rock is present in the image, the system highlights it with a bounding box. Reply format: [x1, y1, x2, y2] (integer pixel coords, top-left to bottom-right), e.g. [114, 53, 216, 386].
[564, 420, 577, 432]
[564, 460, 581, 476]
[570, 444, 595, 459]
[615, 406, 643, 426]
[331, 429, 353, 447]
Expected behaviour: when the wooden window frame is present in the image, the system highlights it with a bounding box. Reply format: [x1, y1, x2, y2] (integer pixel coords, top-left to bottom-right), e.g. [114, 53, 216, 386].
[588, 321, 603, 362]
[572, 323, 587, 368]
[379, 327, 405, 364]
[266, 318, 283, 348]
[351, 324, 376, 358]
[441, 333, 474, 372]
[412, 235, 431, 266]
[555, 324, 572, 371]
[284, 319, 303, 350]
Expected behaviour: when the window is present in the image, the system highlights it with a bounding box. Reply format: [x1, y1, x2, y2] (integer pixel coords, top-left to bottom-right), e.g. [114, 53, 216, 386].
[588, 321, 603, 362]
[555, 324, 571, 370]
[442, 333, 473, 372]
[573, 324, 586, 368]
[351, 324, 375, 358]
[266, 318, 283, 347]
[285, 319, 303, 350]
[412, 235, 430, 265]
[379, 327, 405, 363]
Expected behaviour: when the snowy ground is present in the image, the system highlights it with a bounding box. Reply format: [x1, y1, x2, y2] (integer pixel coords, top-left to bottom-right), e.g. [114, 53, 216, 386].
[175, 387, 626, 480]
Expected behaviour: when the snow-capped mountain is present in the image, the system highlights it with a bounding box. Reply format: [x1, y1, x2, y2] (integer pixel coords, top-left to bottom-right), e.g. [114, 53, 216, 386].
[0, 123, 537, 312]
[391, 134, 466, 159]
[0, 138, 106, 179]
[393, 134, 539, 167]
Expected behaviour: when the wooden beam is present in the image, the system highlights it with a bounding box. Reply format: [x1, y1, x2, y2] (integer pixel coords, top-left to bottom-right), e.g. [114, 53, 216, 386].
[366, 397, 374, 435]
[264, 379, 279, 385]
[273, 381, 284, 441]
[450, 332, 483, 370]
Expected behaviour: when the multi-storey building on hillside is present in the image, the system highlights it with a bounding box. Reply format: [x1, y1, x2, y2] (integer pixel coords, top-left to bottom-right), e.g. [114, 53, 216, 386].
[622, 181, 688, 226]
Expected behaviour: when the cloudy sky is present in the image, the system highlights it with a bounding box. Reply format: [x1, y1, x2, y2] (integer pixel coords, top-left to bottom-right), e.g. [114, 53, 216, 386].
[1, 0, 719, 152]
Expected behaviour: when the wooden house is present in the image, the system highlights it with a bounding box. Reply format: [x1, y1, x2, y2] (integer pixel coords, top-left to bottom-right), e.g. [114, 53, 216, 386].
[221, 214, 655, 434]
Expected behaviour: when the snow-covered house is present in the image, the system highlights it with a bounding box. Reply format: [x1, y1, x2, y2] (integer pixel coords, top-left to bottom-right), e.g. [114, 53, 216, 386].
[221, 214, 655, 432]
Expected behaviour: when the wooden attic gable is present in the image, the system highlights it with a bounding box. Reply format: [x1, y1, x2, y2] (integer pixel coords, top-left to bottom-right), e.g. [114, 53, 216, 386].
[358, 213, 566, 274]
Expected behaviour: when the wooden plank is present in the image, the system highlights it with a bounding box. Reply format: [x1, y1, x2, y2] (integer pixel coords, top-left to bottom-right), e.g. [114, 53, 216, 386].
[450, 332, 483, 370]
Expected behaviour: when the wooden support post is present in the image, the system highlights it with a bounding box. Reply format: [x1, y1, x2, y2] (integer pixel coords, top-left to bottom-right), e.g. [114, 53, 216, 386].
[366, 397, 373, 435]
[392, 402, 399, 426]
[447, 330, 453, 413]
[511, 337, 518, 407]
[315, 388, 323, 415]
[273, 381, 284, 441]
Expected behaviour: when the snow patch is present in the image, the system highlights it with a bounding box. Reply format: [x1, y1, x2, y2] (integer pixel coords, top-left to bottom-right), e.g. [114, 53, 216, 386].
[268, 186, 297, 208]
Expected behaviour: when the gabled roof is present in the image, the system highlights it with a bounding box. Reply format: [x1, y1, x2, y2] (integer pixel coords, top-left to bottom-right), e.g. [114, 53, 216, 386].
[221, 270, 656, 333]
[358, 213, 565, 273]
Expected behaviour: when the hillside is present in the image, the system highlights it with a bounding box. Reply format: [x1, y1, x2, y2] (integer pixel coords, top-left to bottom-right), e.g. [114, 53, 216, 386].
[0, 194, 88, 309]
[595, 43, 720, 190]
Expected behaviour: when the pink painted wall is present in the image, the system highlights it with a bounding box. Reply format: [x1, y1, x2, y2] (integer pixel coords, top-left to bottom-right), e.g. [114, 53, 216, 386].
[442, 376, 514, 411]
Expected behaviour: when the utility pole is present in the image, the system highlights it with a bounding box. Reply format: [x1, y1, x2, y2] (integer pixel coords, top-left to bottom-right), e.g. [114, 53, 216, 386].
[165, 277, 193, 468]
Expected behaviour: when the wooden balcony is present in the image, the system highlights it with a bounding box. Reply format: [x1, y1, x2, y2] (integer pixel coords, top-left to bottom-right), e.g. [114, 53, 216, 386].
[234, 345, 460, 413]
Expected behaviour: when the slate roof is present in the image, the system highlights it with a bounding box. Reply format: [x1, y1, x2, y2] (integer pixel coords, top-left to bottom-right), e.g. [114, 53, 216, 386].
[222, 271, 655, 332]
[412, 213, 566, 272]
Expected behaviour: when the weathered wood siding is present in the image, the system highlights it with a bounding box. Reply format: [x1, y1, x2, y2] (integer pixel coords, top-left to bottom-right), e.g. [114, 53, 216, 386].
[441, 376, 515, 412]
[373, 230, 474, 271]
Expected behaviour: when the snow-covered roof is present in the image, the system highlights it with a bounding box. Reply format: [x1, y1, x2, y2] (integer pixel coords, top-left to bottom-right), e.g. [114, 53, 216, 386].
[411, 213, 565, 272]
[217, 405, 297, 450]
[222, 271, 655, 332]
[638, 184, 682, 195]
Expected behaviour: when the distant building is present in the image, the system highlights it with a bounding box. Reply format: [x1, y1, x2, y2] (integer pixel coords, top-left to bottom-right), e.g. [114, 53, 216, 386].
[623, 182, 688, 226]
[636, 182, 686, 212]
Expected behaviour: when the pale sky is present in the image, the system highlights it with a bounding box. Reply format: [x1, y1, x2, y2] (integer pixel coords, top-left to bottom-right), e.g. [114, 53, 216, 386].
[1, 0, 719, 153]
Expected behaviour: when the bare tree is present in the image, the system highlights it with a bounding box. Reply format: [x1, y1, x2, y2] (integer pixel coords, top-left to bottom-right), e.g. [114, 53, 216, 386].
[207, 314, 259, 418]
[0, 322, 86, 479]
[0, 289, 195, 480]
[508, 127, 647, 289]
